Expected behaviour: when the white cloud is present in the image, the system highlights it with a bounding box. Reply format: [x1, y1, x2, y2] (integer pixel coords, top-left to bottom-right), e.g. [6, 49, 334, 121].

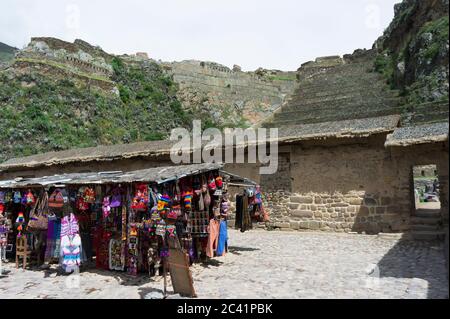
[0, 0, 398, 71]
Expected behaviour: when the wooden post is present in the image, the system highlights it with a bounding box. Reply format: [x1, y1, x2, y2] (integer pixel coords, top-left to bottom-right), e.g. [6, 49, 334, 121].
[0, 246, 3, 275]
[163, 255, 167, 298]
[162, 234, 168, 298]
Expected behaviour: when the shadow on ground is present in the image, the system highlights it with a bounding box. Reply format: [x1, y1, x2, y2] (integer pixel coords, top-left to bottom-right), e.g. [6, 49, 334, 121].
[376, 234, 448, 299]
[228, 245, 260, 256]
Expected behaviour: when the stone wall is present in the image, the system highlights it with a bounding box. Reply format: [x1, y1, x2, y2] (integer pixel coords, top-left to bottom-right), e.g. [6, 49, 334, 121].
[16, 38, 114, 80]
[260, 152, 292, 192]
[413, 164, 438, 178]
[264, 190, 401, 234]
[161, 60, 298, 126]
[224, 135, 449, 234]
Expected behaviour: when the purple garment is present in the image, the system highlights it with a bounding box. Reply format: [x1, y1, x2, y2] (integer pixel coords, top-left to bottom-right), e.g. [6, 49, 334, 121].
[60, 213, 79, 237]
[110, 192, 121, 208]
[45, 218, 61, 260]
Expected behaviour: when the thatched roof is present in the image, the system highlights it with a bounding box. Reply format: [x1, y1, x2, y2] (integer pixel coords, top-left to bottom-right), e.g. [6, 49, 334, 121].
[385, 122, 449, 147]
[0, 163, 222, 188]
[0, 115, 403, 171]
[277, 115, 400, 143]
[0, 139, 176, 170]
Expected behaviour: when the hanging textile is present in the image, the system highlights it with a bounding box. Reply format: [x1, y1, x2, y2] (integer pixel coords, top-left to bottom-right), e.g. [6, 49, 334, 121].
[77, 211, 92, 262]
[94, 227, 111, 270]
[60, 212, 79, 237]
[45, 217, 61, 260]
[127, 224, 139, 276]
[60, 213, 82, 273]
[206, 219, 220, 258]
[109, 238, 125, 271]
[216, 220, 228, 257]
[235, 194, 252, 232]
[60, 234, 82, 273]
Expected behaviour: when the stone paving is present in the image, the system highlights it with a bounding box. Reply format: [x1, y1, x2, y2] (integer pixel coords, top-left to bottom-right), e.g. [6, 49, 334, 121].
[0, 230, 448, 299]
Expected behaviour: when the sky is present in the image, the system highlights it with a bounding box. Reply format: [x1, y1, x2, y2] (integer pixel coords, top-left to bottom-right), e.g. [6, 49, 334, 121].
[1, 0, 399, 71]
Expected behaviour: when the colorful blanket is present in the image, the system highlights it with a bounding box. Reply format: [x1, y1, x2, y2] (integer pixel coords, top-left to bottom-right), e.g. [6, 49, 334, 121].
[45, 218, 61, 260]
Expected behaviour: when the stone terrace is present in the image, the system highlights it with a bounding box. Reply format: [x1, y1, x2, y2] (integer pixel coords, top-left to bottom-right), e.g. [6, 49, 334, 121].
[264, 51, 402, 127]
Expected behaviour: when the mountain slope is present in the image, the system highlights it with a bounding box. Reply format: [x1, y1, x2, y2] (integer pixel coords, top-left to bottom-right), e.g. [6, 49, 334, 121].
[0, 42, 17, 64]
[0, 37, 298, 162]
[0, 38, 197, 162]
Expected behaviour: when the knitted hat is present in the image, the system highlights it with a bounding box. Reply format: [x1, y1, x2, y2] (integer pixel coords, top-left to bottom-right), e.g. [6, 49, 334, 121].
[208, 175, 216, 191]
[183, 191, 193, 210]
[215, 176, 223, 188]
[16, 212, 25, 223]
[167, 210, 178, 220]
[13, 191, 22, 204]
[166, 224, 177, 238]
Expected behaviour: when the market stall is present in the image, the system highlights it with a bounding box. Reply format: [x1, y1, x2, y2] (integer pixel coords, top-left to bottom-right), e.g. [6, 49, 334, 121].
[0, 163, 247, 296]
[0, 162, 270, 296]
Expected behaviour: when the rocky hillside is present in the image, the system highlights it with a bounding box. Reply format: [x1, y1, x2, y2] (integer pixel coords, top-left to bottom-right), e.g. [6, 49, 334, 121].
[373, 0, 449, 125]
[0, 38, 197, 162]
[0, 37, 298, 162]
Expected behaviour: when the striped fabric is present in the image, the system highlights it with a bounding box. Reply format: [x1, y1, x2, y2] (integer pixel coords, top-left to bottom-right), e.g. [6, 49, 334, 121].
[60, 213, 79, 237]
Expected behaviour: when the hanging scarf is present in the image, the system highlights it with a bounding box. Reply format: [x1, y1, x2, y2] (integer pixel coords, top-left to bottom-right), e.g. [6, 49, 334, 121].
[60, 213, 79, 237]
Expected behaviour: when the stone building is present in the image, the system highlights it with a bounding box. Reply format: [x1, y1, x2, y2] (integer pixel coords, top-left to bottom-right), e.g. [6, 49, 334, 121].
[0, 51, 448, 239]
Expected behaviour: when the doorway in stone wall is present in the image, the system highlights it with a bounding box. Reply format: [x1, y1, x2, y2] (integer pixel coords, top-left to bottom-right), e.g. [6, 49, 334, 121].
[411, 164, 444, 240]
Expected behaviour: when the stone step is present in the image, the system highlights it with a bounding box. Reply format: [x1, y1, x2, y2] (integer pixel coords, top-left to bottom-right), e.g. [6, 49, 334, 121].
[274, 102, 401, 122]
[299, 73, 382, 87]
[294, 81, 390, 95]
[284, 94, 400, 110]
[411, 224, 441, 232]
[269, 108, 403, 127]
[298, 73, 389, 90]
[288, 89, 400, 107]
[411, 231, 446, 241]
[411, 216, 442, 225]
[284, 95, 400, 113]
[291, 92, 364, 105]
[377, 232, 408, 240]
[299, 62, 375, 78]
[405, 100, 449, 113]
[409, 111, 449, 125]
[296, 86, 397, 101]
[414, 209, 441, 218]
[300, 67, 380, 79]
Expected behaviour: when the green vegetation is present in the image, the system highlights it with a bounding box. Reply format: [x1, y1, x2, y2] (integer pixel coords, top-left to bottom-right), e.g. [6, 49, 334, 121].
[267, 74, 297, 82]
[417, 16, 449, 62]
[0, 56, 195, 162]
[16, 57, 113, 83]
[374, 51, 397, 89]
